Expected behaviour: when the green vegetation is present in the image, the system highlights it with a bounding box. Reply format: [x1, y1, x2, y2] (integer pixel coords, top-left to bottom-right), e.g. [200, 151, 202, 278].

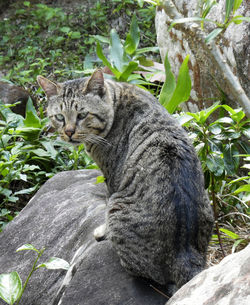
[0, 0, 249, 256]
[0, 244, 69, 305]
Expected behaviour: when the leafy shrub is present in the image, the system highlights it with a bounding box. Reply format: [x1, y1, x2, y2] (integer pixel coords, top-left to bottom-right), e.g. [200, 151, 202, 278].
[178, 103, 249, 223]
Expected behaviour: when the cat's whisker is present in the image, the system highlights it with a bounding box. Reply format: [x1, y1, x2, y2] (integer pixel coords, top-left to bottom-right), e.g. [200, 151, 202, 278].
[84, 134, 112, 147]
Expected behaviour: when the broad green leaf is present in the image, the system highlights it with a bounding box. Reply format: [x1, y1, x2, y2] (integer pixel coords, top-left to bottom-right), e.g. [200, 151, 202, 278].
[96, 42, 120, 78]
[159, 52, 176, 108]
[110, 29, 127, 72]
[124, 14, 140, 55]
[16, 244, 39, 253]
[177, 113, 194, 126]
[0, 272, 22, 305]
[70, 31, 81, 39]
[95, 175, 106, 184]
[201, 102, 221, 124]
[233, 0, 243, 14]
[205, 28, 223, 44]
[137, 0, 144, 7]
[206, 154, 224, 176]
[234, 184, 250, 194]
[231, 110, 245, 122]
[120, 61, 138, 82]
[223, 144, 239, 175]
[219, 228, 239, 239]
[60, 26, 71, 33]
[23, 98, 41, 128]
[225, 0, 234, 22]
[38, 257, 70, 270]
[165, 55, 191, 114]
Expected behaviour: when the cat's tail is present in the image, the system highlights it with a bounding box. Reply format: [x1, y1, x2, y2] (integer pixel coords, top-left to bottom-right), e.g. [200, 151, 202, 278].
[166, 248, 205, 291]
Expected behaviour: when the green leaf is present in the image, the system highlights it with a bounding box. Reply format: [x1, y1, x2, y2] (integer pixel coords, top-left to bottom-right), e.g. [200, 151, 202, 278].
[110, 29, 127, 72]
[60, 27, 71, 33]
[165, 55, 191, 114]
[135, 47, 159, 54]
[205, 28, 223, 44]
[14, 185, 38, 196]
[37, 257, 70, 270]
[232, 239, 245, 253]
[232, 16, 250, 24]
[225, 0, 234, 22]
[124, 14, 140, 55]
[159, 52, 176, 108]
[16, 244, 39, 253]
[70, 31, 81, 39]
[23, 98, 41, 128]
[233, 0, 243, 13]
[92, 35, 110, 44]
[96, 42, 120, 78]
[119, 61, 138, 82]
[234, 184, 250, 194]
[219, 228, 239, 239]
[95, 175, 106, 184]
[206, 154, 224, 176]
[0, 272, 22, 305]
[23, 1, 30, 7]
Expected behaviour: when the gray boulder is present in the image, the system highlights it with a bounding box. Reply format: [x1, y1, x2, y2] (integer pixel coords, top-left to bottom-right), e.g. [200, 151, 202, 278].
[0, 170, 168, 305]
[166, 244, 250, 305]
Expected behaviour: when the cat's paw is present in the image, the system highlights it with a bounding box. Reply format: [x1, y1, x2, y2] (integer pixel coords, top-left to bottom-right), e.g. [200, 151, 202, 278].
[94, 224, 106, 242]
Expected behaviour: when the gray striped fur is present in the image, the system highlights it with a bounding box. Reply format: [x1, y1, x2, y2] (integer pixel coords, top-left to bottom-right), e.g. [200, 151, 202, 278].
[38, 70, 214, 295]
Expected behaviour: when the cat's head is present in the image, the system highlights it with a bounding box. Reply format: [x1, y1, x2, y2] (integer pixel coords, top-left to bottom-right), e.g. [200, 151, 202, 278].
[37, 70, 114, 145]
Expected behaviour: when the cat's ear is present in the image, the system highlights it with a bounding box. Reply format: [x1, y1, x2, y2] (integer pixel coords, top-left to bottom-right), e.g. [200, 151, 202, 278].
[84, 69, 105, 97]
[37, 75, 61, 98]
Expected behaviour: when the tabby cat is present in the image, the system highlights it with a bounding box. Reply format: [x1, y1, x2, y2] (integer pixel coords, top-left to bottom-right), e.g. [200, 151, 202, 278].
[37, 70, 214, 295]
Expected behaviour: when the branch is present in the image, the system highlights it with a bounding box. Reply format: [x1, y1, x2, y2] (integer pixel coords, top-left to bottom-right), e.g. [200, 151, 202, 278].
[161, 0, 250, 117]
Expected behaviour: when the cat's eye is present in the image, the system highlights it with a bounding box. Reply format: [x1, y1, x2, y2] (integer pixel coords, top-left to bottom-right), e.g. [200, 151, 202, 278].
[55, 114, 65, 121]
[77, 112, 88, 120]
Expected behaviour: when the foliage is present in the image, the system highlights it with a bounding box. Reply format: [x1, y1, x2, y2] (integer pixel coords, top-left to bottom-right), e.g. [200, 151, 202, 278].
[0, 244, 69, 305]
[95, 14, 159, 83]
[159, 53, 191, 113]
[177, 103, 250, 252]
[169, 0, 250, 43]
[0, 0, 157, 85]
[177, 103, 250, 247]
[0, 100, 95, 231]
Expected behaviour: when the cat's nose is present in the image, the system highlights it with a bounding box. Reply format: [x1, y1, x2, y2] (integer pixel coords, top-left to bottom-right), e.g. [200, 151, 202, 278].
[65, 128, 75, 138]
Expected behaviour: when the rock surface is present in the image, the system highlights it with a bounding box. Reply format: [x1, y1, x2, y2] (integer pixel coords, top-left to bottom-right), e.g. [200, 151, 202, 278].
[166, 244, 250, 305]
[156, 0, 250, 113]
[0, 170, 168, 305]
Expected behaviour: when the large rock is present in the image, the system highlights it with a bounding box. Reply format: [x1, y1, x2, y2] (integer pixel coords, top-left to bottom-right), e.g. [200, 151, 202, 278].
[166, 244, 250, 305]
[156, 0, 250, 114]
[0, 170, 168, 305]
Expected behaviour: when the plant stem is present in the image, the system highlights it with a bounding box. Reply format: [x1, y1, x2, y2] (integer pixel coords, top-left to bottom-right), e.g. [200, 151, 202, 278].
[15, 248, 45, 305]
[211, 175, 226, 257]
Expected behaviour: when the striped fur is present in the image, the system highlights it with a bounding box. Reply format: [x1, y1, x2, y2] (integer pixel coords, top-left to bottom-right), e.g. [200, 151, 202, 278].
[38, 70, 214, 295]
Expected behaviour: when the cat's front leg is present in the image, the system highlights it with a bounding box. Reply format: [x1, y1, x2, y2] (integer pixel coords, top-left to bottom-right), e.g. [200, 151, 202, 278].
[94, 223, 107, 241]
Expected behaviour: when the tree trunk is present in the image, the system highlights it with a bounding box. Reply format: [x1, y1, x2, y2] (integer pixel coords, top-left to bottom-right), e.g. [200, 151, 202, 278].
[155, 0, 250, 116]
